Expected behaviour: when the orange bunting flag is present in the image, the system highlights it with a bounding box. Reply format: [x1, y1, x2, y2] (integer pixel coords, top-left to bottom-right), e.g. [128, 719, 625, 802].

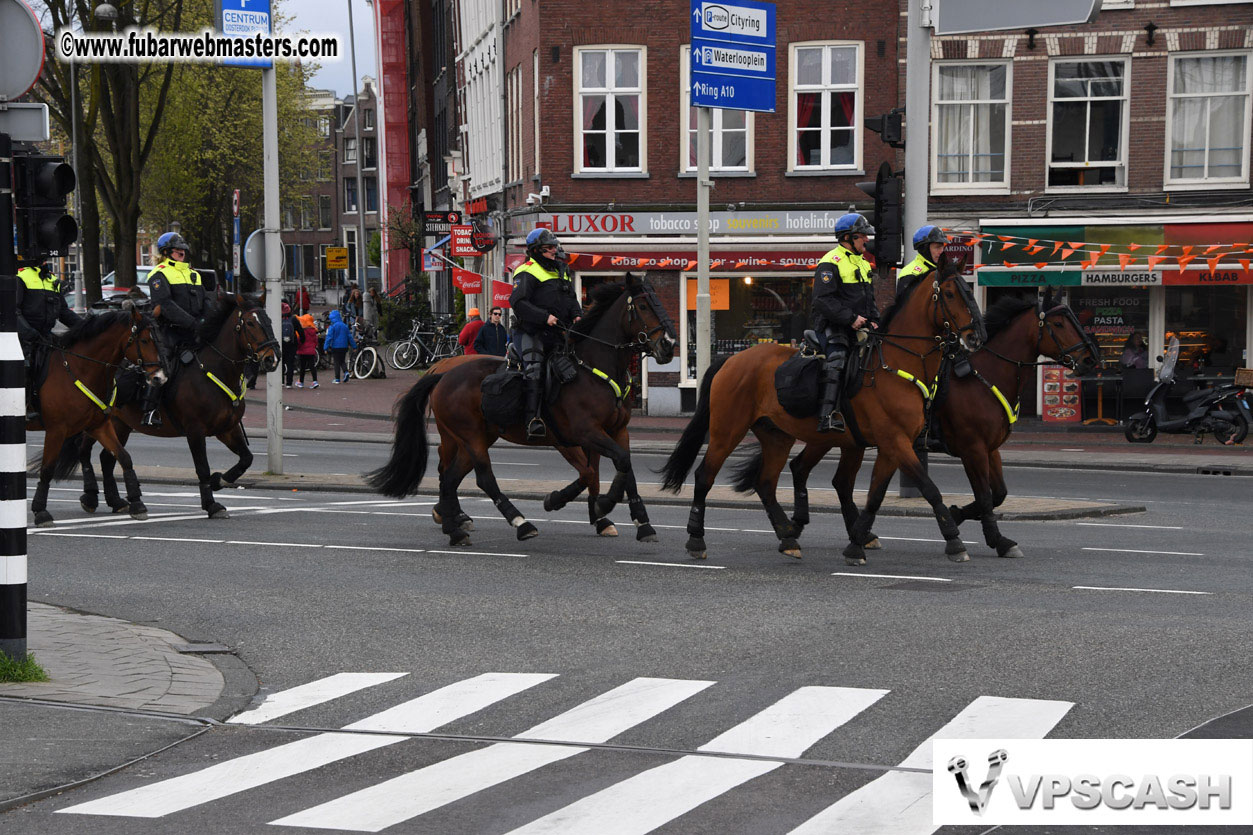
[1026, 239, 1038, 248]
[1082, 258, 1099, 270]
[611, 257, 623, 265]
[1147, 256, 1166, 270]
[1205, 245, 1222, 255]
[1207, 256, 1223, 274]
[1067, 241, 1085, 250]
[1061, 248, 1075, 259]
[1026, 246, 1044, 255]
[1051, 241, 1064, 255]
[1177, 254, 1197, 271]
[1156, 244, 1170, 256]
[658, 258, 672, 268]
[1118, 254, 1134, 270]
[733, 261, 746, 268]
[1035, 262, 1049, 270]
[1002, 261, 1018, 269]
[1181, 245, 1193, 256]
[998, 235, 1013, 243]
[591, 255, 603, 266]
[1240, 259, 1251, 273]
[1235, 242, 1249, 248]
[1097, 244, 1111, 259]
[1127, 243, 1141, 252]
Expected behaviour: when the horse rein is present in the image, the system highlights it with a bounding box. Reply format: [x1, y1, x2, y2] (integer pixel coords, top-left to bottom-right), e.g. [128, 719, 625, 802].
[205, 309, 280, 366]
[981, 304, 1099, 372]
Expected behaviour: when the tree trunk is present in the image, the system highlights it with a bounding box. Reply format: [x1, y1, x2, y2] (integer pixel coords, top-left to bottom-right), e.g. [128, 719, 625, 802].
[79, 160, 103, 303]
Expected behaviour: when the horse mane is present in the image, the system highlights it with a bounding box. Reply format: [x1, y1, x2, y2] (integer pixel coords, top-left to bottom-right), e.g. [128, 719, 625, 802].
[54, 310, 132, 348]
[570, 282, 627, 340]
[878, 275, 924, 332]
[983, 295, 1037, 341]
[197, 295, 240, 343]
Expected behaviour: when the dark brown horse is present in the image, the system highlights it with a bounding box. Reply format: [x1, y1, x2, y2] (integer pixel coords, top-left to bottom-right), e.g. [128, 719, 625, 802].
[74, 292, 279, 519]
[659, 255, 985, 564]
[28, 303, 166, 526]
[368, 274, 676, 546]
[733, 291, 1102, 559]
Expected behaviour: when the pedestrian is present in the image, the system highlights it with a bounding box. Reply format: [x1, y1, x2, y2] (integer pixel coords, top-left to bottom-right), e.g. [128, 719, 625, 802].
[142, 231, 207, 427]
[811, 212, 879, 433]
[510, 228, 582, 439]
[14, 256, 82, 422]
[474, 307, 509, 356]
[295, 312, 319, 388]
[280, 302, 298, 388]
[295, 285, 311, 315]
[458, 308, 484, 355]
[323, 309, 356, 384]
[342, 283, 363, 324]
[1121, 333, 1148, 369]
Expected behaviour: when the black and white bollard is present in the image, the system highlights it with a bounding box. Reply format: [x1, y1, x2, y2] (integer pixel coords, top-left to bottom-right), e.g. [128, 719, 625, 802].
[1, 132, 28, 662]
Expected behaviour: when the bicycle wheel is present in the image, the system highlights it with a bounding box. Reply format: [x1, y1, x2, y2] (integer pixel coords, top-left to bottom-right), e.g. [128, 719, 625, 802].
[390, 340, 421, 370]
[352, 346, 379, 379]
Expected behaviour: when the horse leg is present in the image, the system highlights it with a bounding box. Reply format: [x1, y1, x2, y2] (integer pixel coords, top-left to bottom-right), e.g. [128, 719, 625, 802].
[31, 429, 63, 527]
[211, 423, 253, 490]
[470, 448, 538, 541]
[608, 431, 657, 543]
[866, 435, 967, 563]
[985, 450, 1020, 558]
[99, 445, 129, 513]
[683, 432, 739, 561]
[842, 452, 900, 566]
[831, 447, 879, 550]
[438, 446, 475, 546]
[79, 436, 99, 513]
[187, 434, 229, 519]
[430, 439, 473, 532]
[91, 425, 147, 520]
[749, 430, 800, 558]
[553, 448, 616, 537]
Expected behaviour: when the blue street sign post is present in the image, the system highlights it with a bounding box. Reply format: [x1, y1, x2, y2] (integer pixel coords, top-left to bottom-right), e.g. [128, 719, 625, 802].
[690, 0, 776, 113]
[215, 0, 273, 69]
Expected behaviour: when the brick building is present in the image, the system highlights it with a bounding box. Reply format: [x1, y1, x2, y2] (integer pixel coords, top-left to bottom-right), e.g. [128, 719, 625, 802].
[335, 77, 382, 294]
[908, 0, 1253, 414]
[281, 88, 341, 296]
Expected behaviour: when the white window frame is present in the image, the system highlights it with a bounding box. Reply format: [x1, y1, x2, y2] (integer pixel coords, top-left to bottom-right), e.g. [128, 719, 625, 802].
[573, 45, 648, 174]
[787, 40, 863, 173]
[1101, 0, 1134, 9]
[1046, 57, 1131, 193]
[679, 46, 754, 174]
[344, 137, 357, 164]
[318, 194, 333, 230]
[1171, 0, 1251, 5]
[364, 109, 374, 130]
[361, 137, 377, 171]
[1165, 50, 1253, 189]
[930, 59, 1012, 194]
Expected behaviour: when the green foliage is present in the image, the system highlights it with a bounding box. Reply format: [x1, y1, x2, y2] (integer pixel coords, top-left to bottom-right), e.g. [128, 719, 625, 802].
[377, 280, 434, 340]
[0, 652, 50, 683]
[368, 231, 381, 267]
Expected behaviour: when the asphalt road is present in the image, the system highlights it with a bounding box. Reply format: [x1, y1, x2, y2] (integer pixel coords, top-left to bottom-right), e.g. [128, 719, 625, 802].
[3, 436, 1252, 834]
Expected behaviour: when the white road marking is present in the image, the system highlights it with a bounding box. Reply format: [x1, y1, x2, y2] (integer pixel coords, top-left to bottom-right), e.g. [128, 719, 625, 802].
[1082, 547, 1203, 556]
[789, 695, 1073, 835]
[426, 549, 528, 558]
[228, 673, 409, 726]
[225, 540, 307, 547]
[616, 560, 725, 570]
[832, 572, 951, 583]
[58, 673, 556, 819]
[507, 686, 889, 835]
[1073, 585, 1212, 596]
[30, 532, 130, 539]
[1075, 522, 1183, 530]
[323, 545, 426, 554]
[131, 536, 225, 544]
[271, 677, 714, 832]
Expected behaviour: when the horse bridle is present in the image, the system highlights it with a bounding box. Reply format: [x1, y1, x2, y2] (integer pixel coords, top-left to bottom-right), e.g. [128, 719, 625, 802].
[1036, 303, 1101, 371]
[931, 272, 983, 350]
[124, 319, 166, 375]
[234, 308, 280, 363]
[624, 286, 677, 359]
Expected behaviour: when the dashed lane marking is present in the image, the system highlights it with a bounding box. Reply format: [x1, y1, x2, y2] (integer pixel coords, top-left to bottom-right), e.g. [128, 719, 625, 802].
[1081, 547, 1204, 557]
[831, 573, 951, 583]
[616, 561, 725, 570]
[1072, 585, 1213, 596]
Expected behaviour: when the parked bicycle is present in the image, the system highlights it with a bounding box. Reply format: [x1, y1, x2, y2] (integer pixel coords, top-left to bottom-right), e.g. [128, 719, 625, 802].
[386, 318, 461, 370]
[351, 321, 386, 380]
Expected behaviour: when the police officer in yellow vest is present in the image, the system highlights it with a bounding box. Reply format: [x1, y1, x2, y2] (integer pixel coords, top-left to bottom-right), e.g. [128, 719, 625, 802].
[141, 232, 206, 426]
[899, 225, 949, 283]
[15, 257, 82, 421]
[509, 228, 582, 439]
[811, 212, 879, 433]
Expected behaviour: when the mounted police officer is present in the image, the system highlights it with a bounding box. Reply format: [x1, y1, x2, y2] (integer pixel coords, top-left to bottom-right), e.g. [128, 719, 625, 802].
[898, 225, 949, 283]
[15, 256, 82, 421]
[811, 212, 879, 433]
[509, 228, 581, 440]
[141, 231, 206, 426]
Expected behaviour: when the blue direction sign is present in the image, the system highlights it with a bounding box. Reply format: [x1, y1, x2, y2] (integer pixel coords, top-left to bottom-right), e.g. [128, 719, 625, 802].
[215, 0, 273, 69]
[690, 0, 776, 112]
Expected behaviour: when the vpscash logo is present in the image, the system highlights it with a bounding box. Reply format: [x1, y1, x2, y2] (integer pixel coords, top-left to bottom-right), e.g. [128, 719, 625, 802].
[932, 739, 1253, 826]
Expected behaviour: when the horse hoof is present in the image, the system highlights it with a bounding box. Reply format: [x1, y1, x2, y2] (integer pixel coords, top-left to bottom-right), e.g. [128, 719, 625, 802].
[208, 504, 231, 519]
[129, 503, 148, 521]
[636, 524, 657, 543]
[595, 518, 618, 537]
[109, 502, 130, 514]
[34, 511, 54, 528]
[999, 544, 1023, 559]
[945, 539, 970, 562]
[516, 521, 539, 541]
[543, 493, 560, 513]
[947, 550, 971, 563]
[844, 556, 866, 566]
[779, 538, 802, 559]
[685, 536, 706, 559]
[449, 529, 471, 547]
[842, 542, 866, 564]
[431, 507, 443, 525]
[80, 498, 97, 513]
[863, 537, 882, 550]
[460, 517, 475, 533]
[210, 473, 224, 491]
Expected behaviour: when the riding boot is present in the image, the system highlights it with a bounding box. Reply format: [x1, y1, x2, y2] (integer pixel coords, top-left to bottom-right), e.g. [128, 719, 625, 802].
[24, 390, 40, 423]
[524, 376, 546, 440]
[817, 354, 846, 433]
[140, 383, 163, 427]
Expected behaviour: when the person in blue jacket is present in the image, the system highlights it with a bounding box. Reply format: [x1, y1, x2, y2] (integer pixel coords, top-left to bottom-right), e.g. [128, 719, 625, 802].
[323, 309, 357, 383]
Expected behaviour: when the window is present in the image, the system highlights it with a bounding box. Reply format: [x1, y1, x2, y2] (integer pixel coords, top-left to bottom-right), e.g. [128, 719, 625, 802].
[344, 178, 358, 213]
[1167, 53, 1252, 185]
[318, 116, 331, 137]
[319, 195, 332, 229]
[932, 62, 1010, 190]
[300, 199, 314, 230]
[362, 137, 377, 169]
[282, 204, 295, 230]
[680, 47, 752, 173]
[575, 46, 645, 172]
[364, 108, 374, 130]
[1048, 59, 1129, 188]
[364, 177, 378, 213]
[789, 42, 862, 171]
[344, 137, 357, 163]
[319, 151, 332, 181]
[507, 64, 523, 182]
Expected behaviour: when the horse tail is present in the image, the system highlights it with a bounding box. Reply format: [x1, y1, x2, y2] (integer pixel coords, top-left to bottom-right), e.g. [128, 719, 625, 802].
[365, 372, 444, 497]
[658, 355, 728, 493]
[39, 432, 88, 481]
[729, 449, 763, 494]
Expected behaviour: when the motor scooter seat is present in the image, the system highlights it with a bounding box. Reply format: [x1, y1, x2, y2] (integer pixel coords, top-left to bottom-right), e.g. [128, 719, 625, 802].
[1182, 387, 1214, 405]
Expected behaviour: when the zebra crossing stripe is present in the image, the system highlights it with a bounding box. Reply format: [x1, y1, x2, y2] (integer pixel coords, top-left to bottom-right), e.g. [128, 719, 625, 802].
[228, 673, 409, 726]
[57, 672, 556, 818]
[504, 686, 889, 835]
[270, 677, 715, 832]
[787, 695, 1074, 835]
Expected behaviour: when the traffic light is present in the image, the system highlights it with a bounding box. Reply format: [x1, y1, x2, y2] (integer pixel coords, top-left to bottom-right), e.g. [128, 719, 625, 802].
[856, 162, 904, 268]
[13, 154, 77, 260]
[865, 107, 904, 149]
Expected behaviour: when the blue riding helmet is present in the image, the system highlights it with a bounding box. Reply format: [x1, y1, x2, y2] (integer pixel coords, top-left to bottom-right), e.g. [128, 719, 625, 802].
[912, 225, 949, 253]
[834, 213, 874, 239]
[156, 231, 189, 256]
[525, 228, 559, 249]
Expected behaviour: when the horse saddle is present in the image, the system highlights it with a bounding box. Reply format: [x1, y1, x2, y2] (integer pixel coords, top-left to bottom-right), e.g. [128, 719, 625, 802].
[480, 366, 525, 428]
[503, 344, 577, 404]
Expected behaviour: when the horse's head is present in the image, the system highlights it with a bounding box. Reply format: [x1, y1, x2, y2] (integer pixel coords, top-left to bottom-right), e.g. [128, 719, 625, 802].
[122, 300, 167, 386]
[932, 253, 985, 351]
[1037, 288, 1102, 373]
[623, 273, 677, 363]
[220, 289, 280, 372]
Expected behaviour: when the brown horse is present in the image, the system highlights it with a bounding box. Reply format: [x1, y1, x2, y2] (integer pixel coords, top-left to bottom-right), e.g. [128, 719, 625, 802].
[733, 290, 1103, 559]
[659, 255, 985, 564]
[74, 292, 279, 519]
[28, 303, 166, 527]
[368, 274, 676, 546]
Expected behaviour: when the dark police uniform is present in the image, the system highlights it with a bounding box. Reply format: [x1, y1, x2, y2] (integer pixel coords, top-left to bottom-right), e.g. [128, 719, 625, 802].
[141, 257, 206, 424]
[811, 244, 878, 431]
[509, 256, 582, 436]
[16, 265, 82, 417]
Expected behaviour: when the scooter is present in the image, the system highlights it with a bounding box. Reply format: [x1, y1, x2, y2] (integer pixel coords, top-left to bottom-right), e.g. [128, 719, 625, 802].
[1125, 337, 1251, 445]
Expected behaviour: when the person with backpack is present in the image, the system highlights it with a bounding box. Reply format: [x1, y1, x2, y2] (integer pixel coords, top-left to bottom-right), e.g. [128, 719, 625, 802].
[280, 302, 298, 388]
[323, 309, 357, 384]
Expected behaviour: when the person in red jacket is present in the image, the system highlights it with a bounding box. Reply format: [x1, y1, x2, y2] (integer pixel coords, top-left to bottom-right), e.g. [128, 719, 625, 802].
[295, 313, 320, 388]
[457, 308, 484, 355]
